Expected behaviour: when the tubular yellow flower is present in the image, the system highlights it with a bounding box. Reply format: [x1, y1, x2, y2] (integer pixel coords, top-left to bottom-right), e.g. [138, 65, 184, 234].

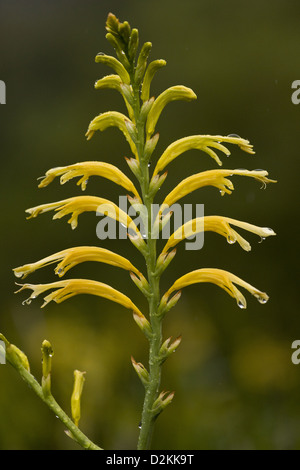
[164, 268, 269, 309]
[25, 196, 143, 240]
[141, 59, 167, 102]
[15, 279, 144, 316]
[152, 134, 255, 178]
[146, 85, 197, 139]
[37, 161, 141, 201]
[94, 75, 135, 121]
[95, 53, 131, 84]
[85, 111, 138, 159]
[13, 246, 142, 279]
[162, 216, 276, 253]
[162, 169, 276, 208]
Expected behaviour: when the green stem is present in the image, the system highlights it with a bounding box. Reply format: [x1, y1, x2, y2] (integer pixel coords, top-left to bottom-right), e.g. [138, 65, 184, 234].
[130, 79, 163, 450]
[9, 360, 102, 450]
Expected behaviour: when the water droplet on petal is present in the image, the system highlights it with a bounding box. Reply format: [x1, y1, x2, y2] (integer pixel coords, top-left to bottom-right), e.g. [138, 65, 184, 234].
[14, 271, 24, 278]
[138, 421, 142, 429]
[238, 300, 246, 309]
[227, 133, 241, 138]
[258, 237, 266, 244]
[57, 268, 64, 275]
[227, 235, 236, 244]
[254, 294, 268, 304]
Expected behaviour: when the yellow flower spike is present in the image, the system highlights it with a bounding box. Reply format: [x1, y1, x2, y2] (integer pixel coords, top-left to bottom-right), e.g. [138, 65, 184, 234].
[152, 134, 255, 178]
[162, 216, 276, 254]
[141, 59, 167, 102]
[94, 75, 134, 121]
[95, 53, 131, 84]
[25, 195, 142, 238]
[146, 85, 197, 139]
[37, 161, 141, 201]
[15, 279, 144, 316]
[162, 169, 277, 208]
[85, 111, 138, 159]
[71, 370, 86, 427]
[13, 246, 142, 280]
[164, 268, 269, 309]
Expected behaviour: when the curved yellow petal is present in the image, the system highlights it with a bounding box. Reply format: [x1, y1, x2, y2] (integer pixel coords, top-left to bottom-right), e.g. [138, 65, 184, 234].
[141, 59, 167, 102]
[162, 169, 277, 207]
[164, 268, 269, 309]
[13, 246, 142, 279]
[146, 86, 197, 139]
[94, 74, 134, 120]
[162, 216, 276, 253]
[95, 53, 130, 84]
[85, 111, 138, 159]
[25, 196, 143, 241]
[15, 279, 144, 316]
[152, 135, 255, 177]
[38, 161, 141, 201]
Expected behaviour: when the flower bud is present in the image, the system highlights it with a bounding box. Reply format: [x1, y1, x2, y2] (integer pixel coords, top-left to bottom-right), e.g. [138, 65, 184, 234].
[71, 370, 86, 427]
[128, 28, 139, 61]
[134, 42, 152, 85]
[8, 343, 30, 372]
[41, 340, 53, 396]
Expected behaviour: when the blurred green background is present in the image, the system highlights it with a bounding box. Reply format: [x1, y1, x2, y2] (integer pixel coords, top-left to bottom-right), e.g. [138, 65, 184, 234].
[0, 0, 299, 450]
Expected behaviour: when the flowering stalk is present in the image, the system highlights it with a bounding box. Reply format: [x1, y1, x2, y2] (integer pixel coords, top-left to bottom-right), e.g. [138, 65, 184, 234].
[9, 13, 276, 450]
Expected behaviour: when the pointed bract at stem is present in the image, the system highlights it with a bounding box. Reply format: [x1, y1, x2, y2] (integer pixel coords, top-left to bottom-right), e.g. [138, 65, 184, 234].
[131, 357, 149, 387]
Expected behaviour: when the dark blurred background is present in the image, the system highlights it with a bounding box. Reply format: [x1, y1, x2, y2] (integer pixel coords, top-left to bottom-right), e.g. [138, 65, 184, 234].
[0, 0, 299, 450]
